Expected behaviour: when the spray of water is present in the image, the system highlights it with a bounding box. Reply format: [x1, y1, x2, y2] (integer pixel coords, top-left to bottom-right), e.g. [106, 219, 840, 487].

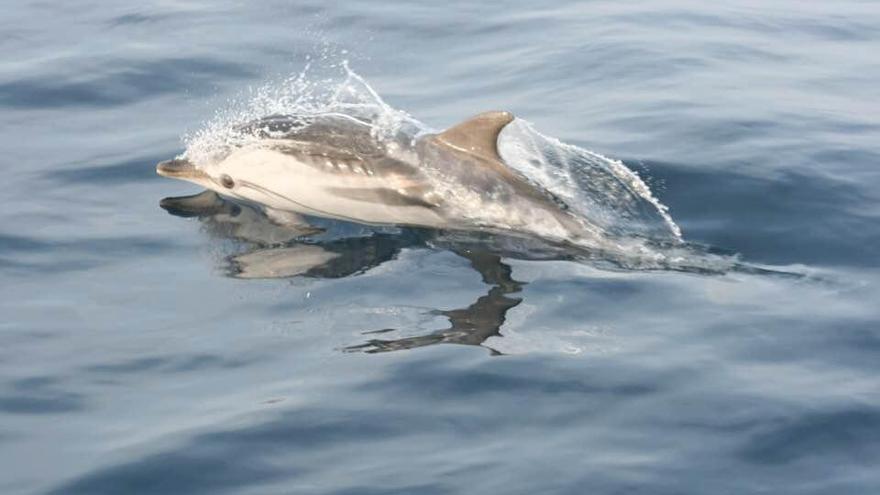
[498, 120, 681, 242]
[183, 60, 420, 166]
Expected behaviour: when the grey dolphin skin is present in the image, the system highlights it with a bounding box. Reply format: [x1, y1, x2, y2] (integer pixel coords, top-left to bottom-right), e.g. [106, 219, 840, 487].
[157, 111, 590, 243]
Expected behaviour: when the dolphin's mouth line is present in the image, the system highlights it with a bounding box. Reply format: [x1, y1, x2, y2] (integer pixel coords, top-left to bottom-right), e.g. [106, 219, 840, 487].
[238, 180, 368, 225]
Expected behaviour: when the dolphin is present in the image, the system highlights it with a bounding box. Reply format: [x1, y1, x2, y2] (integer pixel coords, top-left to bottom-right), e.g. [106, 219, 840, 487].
[157, 111, 593, 243]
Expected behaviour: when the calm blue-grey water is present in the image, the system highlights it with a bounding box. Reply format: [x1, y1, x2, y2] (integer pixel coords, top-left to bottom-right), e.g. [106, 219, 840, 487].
[2, 1, 880, 494]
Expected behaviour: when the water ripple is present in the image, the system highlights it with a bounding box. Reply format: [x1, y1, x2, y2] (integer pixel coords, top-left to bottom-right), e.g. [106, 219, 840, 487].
[0, 57, 255, 109]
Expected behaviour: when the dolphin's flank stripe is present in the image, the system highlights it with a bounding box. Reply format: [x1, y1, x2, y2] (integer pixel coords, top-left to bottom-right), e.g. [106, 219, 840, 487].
[326, 187, 438, 208]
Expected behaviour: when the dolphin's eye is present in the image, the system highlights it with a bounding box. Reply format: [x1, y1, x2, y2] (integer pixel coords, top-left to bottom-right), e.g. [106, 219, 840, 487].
[220, 174, 235, 189]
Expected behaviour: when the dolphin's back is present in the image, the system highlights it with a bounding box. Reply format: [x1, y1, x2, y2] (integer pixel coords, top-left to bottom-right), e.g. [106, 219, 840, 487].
[238, 114, 389, 158]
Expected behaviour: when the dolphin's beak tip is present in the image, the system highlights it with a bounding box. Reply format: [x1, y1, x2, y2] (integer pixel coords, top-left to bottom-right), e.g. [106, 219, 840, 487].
[156, 158, 204, 180]
[156, 159, 175, 177]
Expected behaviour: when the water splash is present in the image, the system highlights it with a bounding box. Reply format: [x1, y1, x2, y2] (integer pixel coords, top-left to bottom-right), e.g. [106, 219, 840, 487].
[183, 61, 421, 166]
[499, 120, 682, 242]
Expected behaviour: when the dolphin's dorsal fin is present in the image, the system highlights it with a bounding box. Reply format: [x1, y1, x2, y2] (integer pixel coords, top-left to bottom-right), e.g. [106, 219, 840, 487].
[435, 111, 515, 162]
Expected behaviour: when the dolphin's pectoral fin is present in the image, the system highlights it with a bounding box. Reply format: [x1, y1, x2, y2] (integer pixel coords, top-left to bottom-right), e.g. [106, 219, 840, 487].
[434, 110, 515, 162]
[326, 186, 441, 209]
[260, 207, 324, 237]
[263, 207, 315, 228]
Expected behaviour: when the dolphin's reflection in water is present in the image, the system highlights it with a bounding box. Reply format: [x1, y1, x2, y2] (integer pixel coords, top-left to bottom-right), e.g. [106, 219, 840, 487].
[159, 191, 561, 355]
[346, 251, 523, 355]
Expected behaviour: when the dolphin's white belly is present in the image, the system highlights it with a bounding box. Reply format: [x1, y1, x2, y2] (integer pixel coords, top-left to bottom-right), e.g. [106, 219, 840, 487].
[220, 148, 448, 228]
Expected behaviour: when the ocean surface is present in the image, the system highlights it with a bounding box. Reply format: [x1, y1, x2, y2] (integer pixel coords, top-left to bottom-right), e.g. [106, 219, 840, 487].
[2, 1, 880, 494]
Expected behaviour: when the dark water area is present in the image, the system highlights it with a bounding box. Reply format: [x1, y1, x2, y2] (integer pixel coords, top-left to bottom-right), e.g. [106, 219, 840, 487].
[2, 1, 880, 494]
